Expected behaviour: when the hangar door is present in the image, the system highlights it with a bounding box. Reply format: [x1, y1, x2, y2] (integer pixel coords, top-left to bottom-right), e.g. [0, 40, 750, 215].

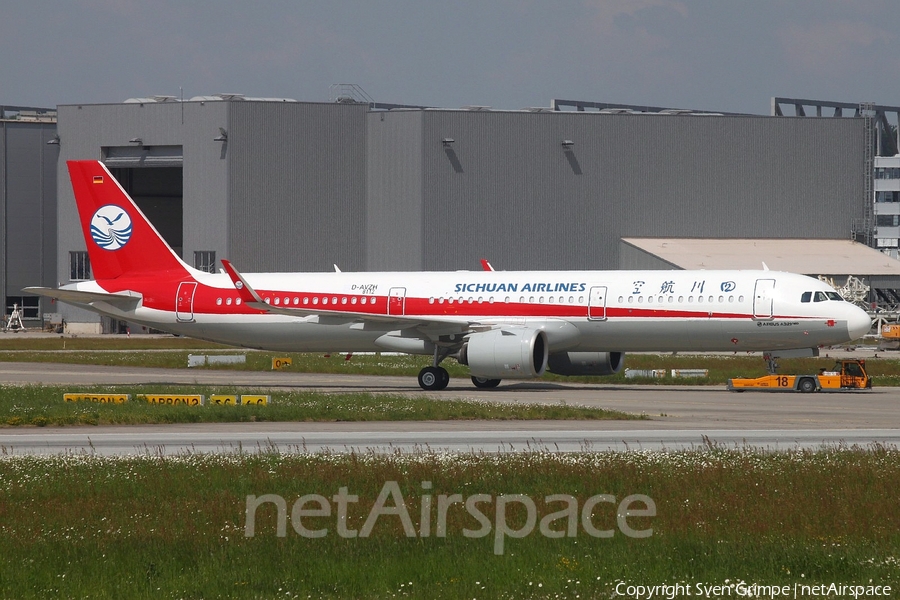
[102, 146, 184, 258]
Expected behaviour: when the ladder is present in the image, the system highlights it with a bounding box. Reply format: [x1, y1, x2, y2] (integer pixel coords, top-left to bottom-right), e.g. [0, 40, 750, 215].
[3, 304, 25, 333]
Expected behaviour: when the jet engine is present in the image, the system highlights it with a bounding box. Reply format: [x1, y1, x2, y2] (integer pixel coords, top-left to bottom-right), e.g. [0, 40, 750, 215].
[458, 328, 549, 379]
[546, 351, 625, 376]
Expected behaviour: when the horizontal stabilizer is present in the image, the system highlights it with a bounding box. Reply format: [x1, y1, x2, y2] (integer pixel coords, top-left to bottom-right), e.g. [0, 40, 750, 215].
[23, 286, 142, 309]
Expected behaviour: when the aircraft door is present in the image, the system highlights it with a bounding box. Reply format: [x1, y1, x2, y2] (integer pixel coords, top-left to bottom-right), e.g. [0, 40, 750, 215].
[588, 286, 608, 321]
[388, 287, 406, 316]
[176, 281, 198, 322]
[753, 279, 776, 320]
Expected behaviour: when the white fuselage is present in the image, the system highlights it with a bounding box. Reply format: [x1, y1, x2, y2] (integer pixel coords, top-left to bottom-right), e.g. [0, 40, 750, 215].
[68, 268, 871, 354]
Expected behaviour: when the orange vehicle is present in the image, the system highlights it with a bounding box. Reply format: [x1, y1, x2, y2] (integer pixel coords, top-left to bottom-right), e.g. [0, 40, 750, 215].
[878, 324, 900, 351]
[727, 359, 873, 393]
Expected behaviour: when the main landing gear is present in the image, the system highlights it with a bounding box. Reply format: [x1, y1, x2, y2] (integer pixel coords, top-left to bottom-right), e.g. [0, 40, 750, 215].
[471, 376, 501, 388]
[415, 347, 503, 391]
[417, 366, 450, 391]
[417, 345, 453, 390]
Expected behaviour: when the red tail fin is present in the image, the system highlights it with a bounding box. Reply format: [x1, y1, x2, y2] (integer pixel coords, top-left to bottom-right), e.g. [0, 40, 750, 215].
[68, 161, 190, 280]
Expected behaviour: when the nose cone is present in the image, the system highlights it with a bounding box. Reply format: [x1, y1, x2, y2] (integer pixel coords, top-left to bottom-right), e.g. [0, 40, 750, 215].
[847, 306, 872, 341]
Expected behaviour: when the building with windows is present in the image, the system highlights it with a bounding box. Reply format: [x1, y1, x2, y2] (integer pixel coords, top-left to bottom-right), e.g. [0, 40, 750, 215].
[875, 155, 900, 256]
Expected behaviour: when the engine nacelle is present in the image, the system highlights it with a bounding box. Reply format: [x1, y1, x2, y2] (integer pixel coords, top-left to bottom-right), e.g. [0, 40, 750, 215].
[546, 351, 625, 377]
[459, 328, 549, 379]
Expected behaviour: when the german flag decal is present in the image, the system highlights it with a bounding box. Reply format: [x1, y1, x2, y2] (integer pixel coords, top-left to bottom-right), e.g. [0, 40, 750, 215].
[93, 176, 104, 184]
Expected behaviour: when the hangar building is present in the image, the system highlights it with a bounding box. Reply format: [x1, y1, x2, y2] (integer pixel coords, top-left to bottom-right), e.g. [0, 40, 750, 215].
[12, 93, 884, 331]
[0, 106, 58, 327]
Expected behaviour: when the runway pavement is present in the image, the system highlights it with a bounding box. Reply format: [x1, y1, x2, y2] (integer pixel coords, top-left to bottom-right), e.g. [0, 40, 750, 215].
[0, 361, 898, 454]
[3, 422, 900, 455]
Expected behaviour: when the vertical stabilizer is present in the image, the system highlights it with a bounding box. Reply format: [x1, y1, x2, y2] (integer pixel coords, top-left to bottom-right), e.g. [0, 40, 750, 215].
[68, 160, 190, 280]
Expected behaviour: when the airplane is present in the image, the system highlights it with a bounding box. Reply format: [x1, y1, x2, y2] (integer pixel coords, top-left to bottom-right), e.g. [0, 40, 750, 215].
[25, 160, 872, 391]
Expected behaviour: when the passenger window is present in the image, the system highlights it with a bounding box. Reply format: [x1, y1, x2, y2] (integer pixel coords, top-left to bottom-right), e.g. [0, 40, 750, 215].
[801, 292, 812, 303]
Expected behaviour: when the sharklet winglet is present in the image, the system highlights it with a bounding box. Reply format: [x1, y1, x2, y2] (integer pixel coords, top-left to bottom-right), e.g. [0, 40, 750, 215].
[220, 260, 266, 307]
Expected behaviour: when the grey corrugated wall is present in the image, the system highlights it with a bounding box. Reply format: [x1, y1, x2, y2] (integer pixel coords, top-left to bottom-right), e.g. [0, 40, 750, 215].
[365, 110, 425, 270]
[2, 121, 57, 309]
[367, 110, 864, 271]
[227, 102, 368, 272]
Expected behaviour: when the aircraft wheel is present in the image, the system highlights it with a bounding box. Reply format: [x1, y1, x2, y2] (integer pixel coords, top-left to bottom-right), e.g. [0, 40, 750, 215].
[798, 378, 817, 393]
[418, 366, 450, 391]
[471, 376, 502, 389]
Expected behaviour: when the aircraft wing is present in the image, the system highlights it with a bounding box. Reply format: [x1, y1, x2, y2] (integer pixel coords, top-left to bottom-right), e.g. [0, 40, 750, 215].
[23, 286, 143, 310]
[219, 260, 479, 331]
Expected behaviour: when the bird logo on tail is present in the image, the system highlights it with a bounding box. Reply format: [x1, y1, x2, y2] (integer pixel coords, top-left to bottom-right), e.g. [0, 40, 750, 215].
[90, 205, 133, 250]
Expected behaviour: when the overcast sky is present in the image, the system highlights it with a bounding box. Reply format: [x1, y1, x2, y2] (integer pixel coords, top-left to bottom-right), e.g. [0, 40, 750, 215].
[3, 0, 899, 115]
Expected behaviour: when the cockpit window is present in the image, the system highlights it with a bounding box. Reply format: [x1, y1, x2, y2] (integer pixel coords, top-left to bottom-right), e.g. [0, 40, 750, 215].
[802, 290, 844, 302]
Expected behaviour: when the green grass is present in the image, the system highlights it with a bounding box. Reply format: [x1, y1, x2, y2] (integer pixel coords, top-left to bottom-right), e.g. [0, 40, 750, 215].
[1, 448, 898, 598]
[0, 335, 227, 351]
[0, 384, 640, 427]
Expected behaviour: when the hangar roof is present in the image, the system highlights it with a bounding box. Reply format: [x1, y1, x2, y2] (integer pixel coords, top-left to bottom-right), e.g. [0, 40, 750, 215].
[621, 238, 900, 276]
